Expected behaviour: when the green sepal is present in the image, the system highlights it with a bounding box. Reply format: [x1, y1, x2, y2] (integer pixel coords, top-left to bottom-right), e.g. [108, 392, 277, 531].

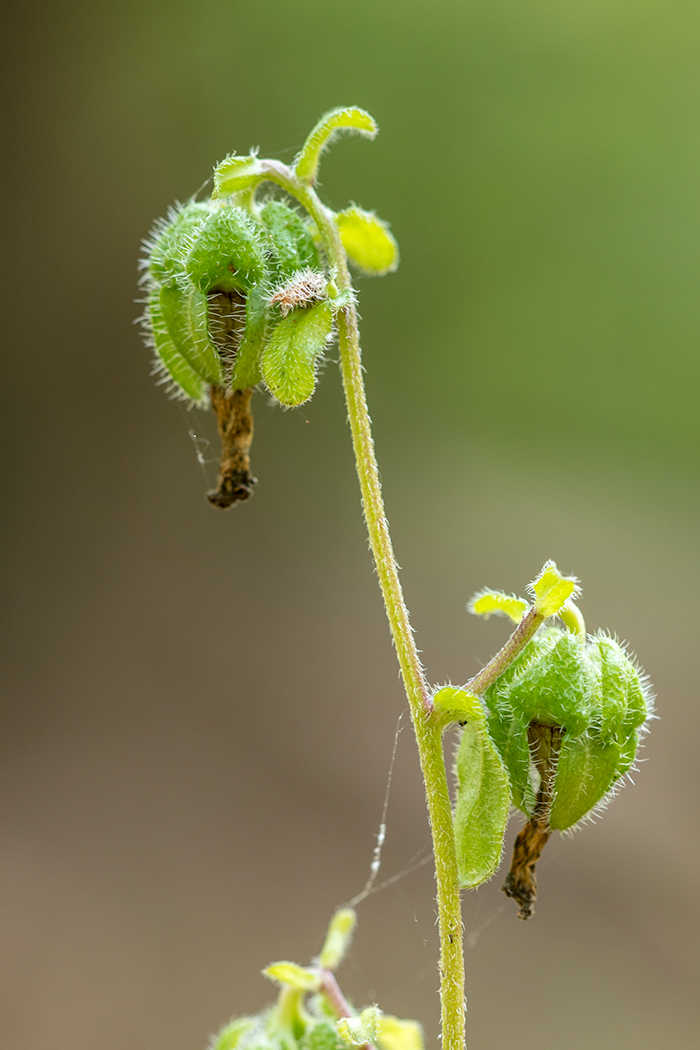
[549, 734, 621, 830]
[159, 281, 224, 385]
[146, 289, 207, 403]
[144, 200, 212, 284]
[209, 1018, 256, 1050]
[213, 153, 267, 198]
[295, 107, 378, 185]
[259, 200, 320, 279]
[185, 206, 265, 293]
[302, 1021, 341, 1050]
[486, 709, 536, 815]
[486, 628, 594, 738]
[441, 687, 511, 888]
[591, 633, 648, 740]
[335, 207, 399, 276]
[261, 301, 333, 406]
[229, 282, 268, 391]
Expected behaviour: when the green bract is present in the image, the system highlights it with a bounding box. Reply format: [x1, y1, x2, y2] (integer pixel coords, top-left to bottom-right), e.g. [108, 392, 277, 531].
[336, 208, 399, 276]
[434, 687, 511, 888]
[484, 626, 652, 829]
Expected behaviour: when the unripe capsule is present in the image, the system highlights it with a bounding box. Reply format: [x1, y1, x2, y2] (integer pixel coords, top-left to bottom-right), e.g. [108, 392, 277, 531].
[484, 626, 652, 830]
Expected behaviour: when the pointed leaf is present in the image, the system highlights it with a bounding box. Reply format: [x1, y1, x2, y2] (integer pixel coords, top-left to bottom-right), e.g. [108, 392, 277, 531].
[336, 208, 398, 276]
[296, 108, 378, 184]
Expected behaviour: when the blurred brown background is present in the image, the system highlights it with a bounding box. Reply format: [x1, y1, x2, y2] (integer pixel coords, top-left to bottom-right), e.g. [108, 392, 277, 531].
[1, 1, 699, 1048]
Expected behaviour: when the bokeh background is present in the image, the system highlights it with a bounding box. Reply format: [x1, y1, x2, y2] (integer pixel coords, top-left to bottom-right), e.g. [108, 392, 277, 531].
[1, 1, 699, 1048]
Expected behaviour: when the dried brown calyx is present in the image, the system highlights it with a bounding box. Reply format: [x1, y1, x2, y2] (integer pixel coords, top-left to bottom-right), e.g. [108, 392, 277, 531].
[207, 290, 257, 509]
[207, 385, 256, 508]
[502, 722, 564, 920]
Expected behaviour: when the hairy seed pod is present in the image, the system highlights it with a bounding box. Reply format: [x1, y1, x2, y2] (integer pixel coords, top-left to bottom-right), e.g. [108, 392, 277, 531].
[485, 627, 652, 829]
[259, 200, 321, 279]
[144, 200, 212, 285]
[146, 290, 207, 403]
[158, 281, 224, 385]
[185, 205, 265, 294]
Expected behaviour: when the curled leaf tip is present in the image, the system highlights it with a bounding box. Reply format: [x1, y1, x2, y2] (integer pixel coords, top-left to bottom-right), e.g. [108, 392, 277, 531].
[469, 588, 529, 623]
[296, 107, 378, 185]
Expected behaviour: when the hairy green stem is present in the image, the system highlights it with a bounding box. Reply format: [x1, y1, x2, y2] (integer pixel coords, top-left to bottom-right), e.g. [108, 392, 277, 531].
[259, 162, 467, 1050]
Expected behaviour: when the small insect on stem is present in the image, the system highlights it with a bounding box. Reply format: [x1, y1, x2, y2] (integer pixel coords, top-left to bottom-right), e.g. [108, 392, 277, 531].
[207, 386, 257, 508]
[502, 722, 564, 920]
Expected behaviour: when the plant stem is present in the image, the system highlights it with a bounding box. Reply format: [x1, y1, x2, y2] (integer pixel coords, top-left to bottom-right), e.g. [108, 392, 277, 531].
[466, 607, 544, 695]
[334, 298, 466, 1050]
[259, 163, 467, 1050]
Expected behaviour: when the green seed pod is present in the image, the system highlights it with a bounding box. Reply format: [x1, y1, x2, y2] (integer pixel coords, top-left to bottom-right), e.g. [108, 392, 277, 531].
[261, 300, 333, 406]
[548, 734, 622, 831]
[185, 205, 265, 294]
[158, 281, 224, 385]
[143, 199, 212, 285]
[484, 627, 653, 829]
[259, 201, 320, 279]
[487, 627, 594, 738]
[146, 289, 207, 403]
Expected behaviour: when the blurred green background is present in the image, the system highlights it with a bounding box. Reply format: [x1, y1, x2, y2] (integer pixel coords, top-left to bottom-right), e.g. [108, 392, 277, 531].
[1, 1, 699, 1048]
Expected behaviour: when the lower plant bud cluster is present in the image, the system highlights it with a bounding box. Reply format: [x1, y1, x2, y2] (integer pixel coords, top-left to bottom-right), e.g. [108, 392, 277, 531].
[208, 911, 422, 1050]
[441, 563, 654, 918]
